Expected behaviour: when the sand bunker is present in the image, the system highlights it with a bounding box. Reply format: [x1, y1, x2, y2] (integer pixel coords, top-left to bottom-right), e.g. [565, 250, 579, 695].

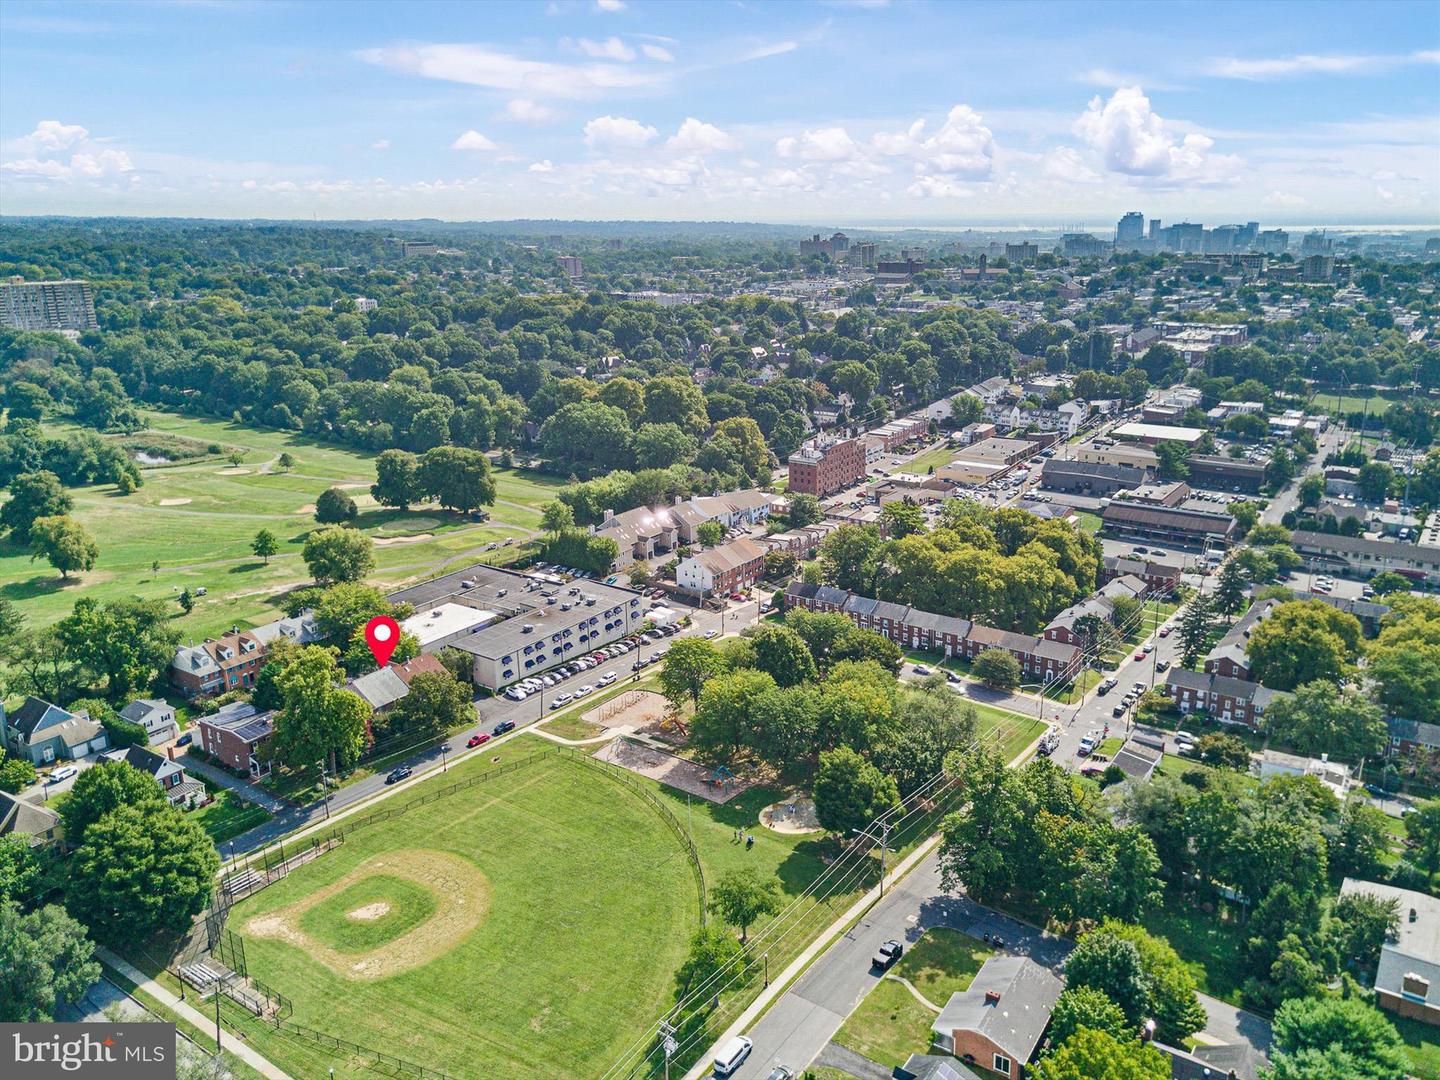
[348, 902, 391, 921]
[373, 533, 434, 546]
[244, 849, 490, 980]
[216, 467, 251, 475]
[296, 504, 316, 514]
[158, 498, 193, 506]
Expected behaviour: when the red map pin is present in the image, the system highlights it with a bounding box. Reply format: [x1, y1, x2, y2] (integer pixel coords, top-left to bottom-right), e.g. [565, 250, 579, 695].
[364, 615, 400, 668]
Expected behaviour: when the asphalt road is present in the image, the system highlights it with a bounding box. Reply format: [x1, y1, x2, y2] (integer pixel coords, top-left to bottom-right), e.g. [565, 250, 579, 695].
[728, 850, 1270, 1079]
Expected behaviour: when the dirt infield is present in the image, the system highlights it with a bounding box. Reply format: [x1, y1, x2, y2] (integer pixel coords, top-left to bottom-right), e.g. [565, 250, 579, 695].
[591, 737, 750, 804]
[244, 848, 490, 980]
[582, 689, 668, 732]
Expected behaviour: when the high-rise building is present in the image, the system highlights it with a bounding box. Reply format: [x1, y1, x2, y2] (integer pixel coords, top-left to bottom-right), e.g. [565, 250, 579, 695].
[1116, 212, 1145, 247]
[1148, 218, 1162, 240]
[0, 278, 98, 332]
[399, 240, 438, 257]
[787, 437, 866, 497]
[1256, 229, 1290, 254]
[557, 256, 583, 280]
[851, 241, 878, 268]
[1170, 222, 1205, 253]
[1301, 231, 1334, 256]
[1004, 241, 1039, 264]
[1062, 233, 1109, 257]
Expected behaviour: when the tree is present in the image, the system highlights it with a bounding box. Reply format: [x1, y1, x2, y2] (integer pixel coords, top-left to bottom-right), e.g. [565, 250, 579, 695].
[1064, 930, 1151, 1026]
[1048, 985, 1132, 1045]
[1297, 473, 1325, 508]
[674, 922, 743, 999]
[177, 588, 193, 614]
[1405, 799, 1440, 876]
[1328, 799, 1393, 880]
[1267, 995, 1409, 1080]
[690, 669, 777, 756]
[707, 868, 783, 944]
[1246, 602, 1361, 691]
[1229, 500, 1260, 537]
[302, 526, 374, 584]
[270, 646, 371, 773]
[786, 493, 822, 528]
[881, 501, 926, 539]
[659, 638, 727, 710]
[251, 528, 279, 564]
[1211, 559, 1247, 618]
[371, 449, 423, 510]
[1332, 890, 1400, 974]
[68, 803, 219, 946]
[633, 422, 698, 470]
[1031, 1028, 1169, 1080]
[29, 516, 98, 579]
[0, 754, 37, 795]
[1357, 460, 1396, 503]
[1154, 441, 1189, 480]
[0, 835, 42, 904]
[0, 901, 101, 1022]
[748, 623, 817, 688]
[314, 486, 358, 525]
[813, 746, 901, 837]
[1264, 681, 1386, 759]
[1193, 732, 1252, 771]
[55, 597, 180, 700]
[695, 521, 724, 548]
[0, 471, 72, 541]
[972, 649, 1020, 690]
[1176, 592, 1212, 670]
[387, 670, 469, 736]
[59, 760, 166, 848]
[1095, 920, 1206, 1044]
[1368, 571, 1410, 596]
[417, 446, 497, 513]
[540, 499, 575, 535]
[277, 452, 296, 470]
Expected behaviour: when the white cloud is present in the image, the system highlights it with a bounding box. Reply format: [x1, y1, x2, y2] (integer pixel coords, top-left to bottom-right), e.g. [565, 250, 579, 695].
[2, 120, 134, 182]
[737, 41, 798, 62]
[667, 118, 741, 154]
[503, 98, 559, 124]
[776, 126, 862, 162]
[357, 42, 664, 99]
[1, 157, 73, 180]
[450, 129, 499, 151]
[529, 160, 556, 173]
[641, 43, 674, 62]
[371, 138, 392, 150]
[906, 174, 975, 198]
[577, 36, 635, 61]
[1042, 145, 1101, 184]
[583, 114, 658, 148]
[871, 105, 995, 179]
[1073, 86, 1242, 183]
[594, 0, 626, 11]
[1263, 190, 1307, 207]
[1206, 49, 1440, 80]
[17, 119, 89, 153]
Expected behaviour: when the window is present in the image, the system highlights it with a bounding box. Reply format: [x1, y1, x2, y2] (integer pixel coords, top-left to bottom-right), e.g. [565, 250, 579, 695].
[993, 1053, 1012, 1075]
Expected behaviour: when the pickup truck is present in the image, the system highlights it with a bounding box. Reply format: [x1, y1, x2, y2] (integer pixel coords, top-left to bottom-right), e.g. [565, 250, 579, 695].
[872, 940, 903, 970]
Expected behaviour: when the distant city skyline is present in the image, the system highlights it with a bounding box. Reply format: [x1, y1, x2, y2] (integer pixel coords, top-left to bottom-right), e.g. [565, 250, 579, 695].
[1, 0, 1437, 223]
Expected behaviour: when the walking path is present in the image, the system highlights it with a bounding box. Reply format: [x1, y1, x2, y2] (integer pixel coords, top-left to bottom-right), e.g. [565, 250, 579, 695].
[885, 973, 942, 1013]
[96, 948, 293, 1080]
[183, 757, 290, 813]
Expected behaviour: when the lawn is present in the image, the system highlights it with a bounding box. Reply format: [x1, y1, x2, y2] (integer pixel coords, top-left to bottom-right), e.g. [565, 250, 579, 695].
[192, 785, 272, 846]
[905, 442, 959, 474]
[835, 928, 995, 1068]
[228, 751, 698, 1080]
[1393, 1014, 1440, 1080]
[1075, 510, 1103, 535]
[1, 410, 558, 639]
[1140, 890, 1248, 1006]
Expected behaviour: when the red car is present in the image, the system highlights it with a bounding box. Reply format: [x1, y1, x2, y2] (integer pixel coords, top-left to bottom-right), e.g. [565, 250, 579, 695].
[466, 733, 491, 748]
[1134, 650, 1146, 661]
[729, 593, 746, 601]
[1159, 626, 1172, 638]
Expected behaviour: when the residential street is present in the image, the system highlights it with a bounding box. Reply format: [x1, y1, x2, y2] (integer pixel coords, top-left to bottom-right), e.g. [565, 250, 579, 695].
[726, 850, 1270, 1079]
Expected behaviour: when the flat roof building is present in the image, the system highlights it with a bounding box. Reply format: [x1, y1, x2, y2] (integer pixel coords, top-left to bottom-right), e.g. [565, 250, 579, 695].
[1112, 421, 1207, 446]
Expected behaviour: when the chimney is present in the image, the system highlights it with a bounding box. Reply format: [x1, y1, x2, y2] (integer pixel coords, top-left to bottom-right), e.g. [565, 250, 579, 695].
[603, 509, 615, 523]
[167, 745, 175, 761]
[984, 990, 1001, 1005]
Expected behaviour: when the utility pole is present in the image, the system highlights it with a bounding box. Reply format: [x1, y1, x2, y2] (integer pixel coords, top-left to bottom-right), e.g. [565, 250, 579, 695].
[317, 759, 330, 820]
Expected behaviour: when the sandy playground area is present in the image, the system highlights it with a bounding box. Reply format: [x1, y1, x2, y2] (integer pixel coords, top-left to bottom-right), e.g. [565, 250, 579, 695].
[761, 797, 821, 834]
[582, 689, 669, 733]
[592, 737, 750, 804]
[243, 848, 490, 980]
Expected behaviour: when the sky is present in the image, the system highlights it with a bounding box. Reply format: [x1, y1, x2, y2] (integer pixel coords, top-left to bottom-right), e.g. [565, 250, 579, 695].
[1, 0, 1438, 225]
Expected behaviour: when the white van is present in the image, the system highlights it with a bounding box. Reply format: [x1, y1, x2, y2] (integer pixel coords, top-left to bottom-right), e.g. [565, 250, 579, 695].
[712, 1036, 753, 1078]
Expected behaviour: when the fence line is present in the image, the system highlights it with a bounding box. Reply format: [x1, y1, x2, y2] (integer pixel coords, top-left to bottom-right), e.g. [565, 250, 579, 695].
[261, 1015, 461, 1080]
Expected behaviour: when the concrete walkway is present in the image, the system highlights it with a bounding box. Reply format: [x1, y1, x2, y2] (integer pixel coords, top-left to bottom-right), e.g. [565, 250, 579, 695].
[97, 947, 293, 1080]
[886, 973, 942, 1013]
[816, 1042, 892, 1080]
[182, 756, 289, 814]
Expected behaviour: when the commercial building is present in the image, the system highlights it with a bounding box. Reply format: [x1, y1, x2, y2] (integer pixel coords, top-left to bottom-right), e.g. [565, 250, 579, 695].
[676, 537, 767, 598]
[1184, 455, 1265, 493]
[1101, 502, 1239, 547]
[399, 241, 438, 257]
[1290, 530, 1440, 586]
[1115, 212, 1145, 247]
[397, 564, 649, 691]
[1112, 421, 1207, 447]
[0, 278, 98, 332]
[787, 436, 866, 497]
[1074, 443, 1159, 471]
[1004, 241, 1038, 263]
[1340, 878, 1440, 1026]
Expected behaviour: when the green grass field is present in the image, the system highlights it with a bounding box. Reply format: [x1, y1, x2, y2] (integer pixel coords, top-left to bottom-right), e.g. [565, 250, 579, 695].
[0, 410, 565, 639]
[229, 751, 698, 1080]
[905, 442, 958, 474]
[835, 929, 995, 1067]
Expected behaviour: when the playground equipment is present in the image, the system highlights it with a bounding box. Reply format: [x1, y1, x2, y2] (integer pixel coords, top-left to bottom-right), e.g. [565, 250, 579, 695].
[705, 764, 736, 797]
[660, 711, 689, 737]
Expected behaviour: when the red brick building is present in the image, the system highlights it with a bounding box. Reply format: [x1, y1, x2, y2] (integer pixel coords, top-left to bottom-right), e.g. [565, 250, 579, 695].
[787, 437, 866, 497]
[197, 701, 275, 778]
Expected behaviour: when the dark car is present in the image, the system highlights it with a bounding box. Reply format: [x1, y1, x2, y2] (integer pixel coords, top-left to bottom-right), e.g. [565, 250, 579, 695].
[493, 720, 517, 737]
[466, 733, 491, 748]
[872, 940, 903, 970]
[176, 732, 193, 746]
[385, 766, 412, 785]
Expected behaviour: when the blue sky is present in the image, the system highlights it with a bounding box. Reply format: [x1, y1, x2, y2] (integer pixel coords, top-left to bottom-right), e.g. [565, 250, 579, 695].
[2, 0, 1437, 223]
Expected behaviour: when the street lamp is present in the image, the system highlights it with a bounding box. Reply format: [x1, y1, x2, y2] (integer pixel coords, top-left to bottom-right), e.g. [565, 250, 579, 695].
[440, 743, 449, 774]
[317, 759, 330, 820]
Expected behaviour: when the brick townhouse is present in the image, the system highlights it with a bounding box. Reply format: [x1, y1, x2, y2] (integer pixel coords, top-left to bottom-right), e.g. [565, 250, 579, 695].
[1100, 554, 1184, 596]
[1164, 668, 1286, 729]
[197, 701, 275, 779]
[787, 436, 867, 497]
[676, 538, 767, 598]
[1202, 597, 1279, 681]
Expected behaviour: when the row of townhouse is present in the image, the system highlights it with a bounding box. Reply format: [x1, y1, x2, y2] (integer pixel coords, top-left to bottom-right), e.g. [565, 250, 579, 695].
[1163, 667, 1287, 729]
[784, 582, 1084, 684]
[1202, 597, 1280, 681]
[1099, 553, 1185, 596]
[595, 488, 778, 570]
[1040, 574, 1148, 647]
[169, 610, 325, 696]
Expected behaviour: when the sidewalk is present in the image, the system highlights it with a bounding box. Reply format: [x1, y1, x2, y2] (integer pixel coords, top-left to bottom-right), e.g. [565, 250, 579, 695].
[97, 947, 293, 1080]
[183, 756, 289, 814]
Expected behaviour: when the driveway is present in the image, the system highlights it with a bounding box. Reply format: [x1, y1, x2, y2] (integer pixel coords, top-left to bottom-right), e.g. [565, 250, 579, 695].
[182, 755, 289, 813]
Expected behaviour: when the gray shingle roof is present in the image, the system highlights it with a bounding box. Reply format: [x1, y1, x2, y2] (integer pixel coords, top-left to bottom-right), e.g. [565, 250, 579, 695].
[932, 956, 1062, 1065]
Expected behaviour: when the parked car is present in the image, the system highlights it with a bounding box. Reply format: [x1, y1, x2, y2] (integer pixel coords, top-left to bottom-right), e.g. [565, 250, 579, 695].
[466, 733, 491, 748]
[872, 940, 904, 970]
[1158, 626, 1172, 638]
[1133, 649, 1146, 661]
[575, 684, 595, 697]
[551, 693, 574, 709]
[1078, 731, 1100, 756]
[946, 669, 963, 684]
[492, 720, 516, 737]
[729, 592, 746, 602]
[49, 765, 79, 783]
[712, 1036, 753, 1079]
[912, 664, 932, 676]
[765, 1068, 794, 1080]
[1112, 704, 1127, 719]
[597, 671, 618, 688]
[385, 766, 412, 784]
[704, 629, 718, 639]
[1156, 659, 1170, 672]
[176, 732, 193, 746]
